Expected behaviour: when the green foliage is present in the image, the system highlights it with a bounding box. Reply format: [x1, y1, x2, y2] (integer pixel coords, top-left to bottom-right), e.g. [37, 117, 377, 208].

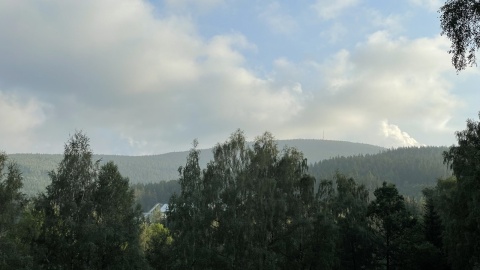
[0, 152, 32, 269]
[165, 131, 386, 270]
[310, 146, 451, 198]
[438, 112, 480, 269]
[133, 180, 180, 211]
[167, 130, 331, 269]
[333, 173, 375, 270]
[92, 161, 146, 269]
[440, 0, 480, 71]
[420, 188, 450, 270]
[422, 188, 443, 249]
[11, 140, 383, 196]
[32, 132, 147, 269]
[4, 125, 480, 269]
[367, 182, 418, 269]
[142, 223, 173, 270]
[429, 177, 457, 269]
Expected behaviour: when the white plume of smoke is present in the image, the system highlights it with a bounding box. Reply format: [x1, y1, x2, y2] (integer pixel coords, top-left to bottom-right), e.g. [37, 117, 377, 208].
[381, 120, 423, 147]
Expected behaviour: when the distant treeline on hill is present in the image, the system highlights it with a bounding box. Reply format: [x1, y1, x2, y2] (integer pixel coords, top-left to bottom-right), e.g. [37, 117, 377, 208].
[309, 146, 452, 198]
[10, 139, 384, 196]
[9, 142, 451, 212]
[133, 180, 180, 212]
[133, 146, 451, 211]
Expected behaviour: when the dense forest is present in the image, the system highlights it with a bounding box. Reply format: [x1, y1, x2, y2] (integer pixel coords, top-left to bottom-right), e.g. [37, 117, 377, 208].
[10, 140, 384, 196]
[10, 152, 194, 196]
[10, 141, 449, 212]
[1, 113, 480, 269]
[13, 145, 449, 212]
[310, 146, 451, 198]
[133, 146, 450, 212]
[133, 181, 180, 212]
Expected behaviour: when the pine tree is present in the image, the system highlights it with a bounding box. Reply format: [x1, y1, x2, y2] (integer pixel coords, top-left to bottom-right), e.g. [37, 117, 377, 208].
[422, 188, 443, 249]
[368, 182, 417, 270]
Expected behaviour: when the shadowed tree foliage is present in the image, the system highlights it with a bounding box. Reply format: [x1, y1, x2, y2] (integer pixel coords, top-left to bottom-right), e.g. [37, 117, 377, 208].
[5, 127, 480, 269]
[310, 146, 451, 198]
[32, 132, 147, 269]
[333, 173, 375, 270]
[440, 112, 480, 269]
[33, 132, 100, 268]
[420, 187, 451, 270]
[142, 222, 173, 270]
[368, 182, 419, 270]
[92, 161, 146, 269]
[422, 188, 444, 250]
[0, 152, 32, 269]
[440, 0, 480, 71]
[167, 130, 332, 270]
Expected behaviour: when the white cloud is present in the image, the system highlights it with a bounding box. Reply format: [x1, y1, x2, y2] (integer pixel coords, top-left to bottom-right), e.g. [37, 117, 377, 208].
[164, 0, 225, 12]
[0, 91, 46, 133]
[312, 0, 359, 20]
[367, 9, 405, 34]
[381, 120, 422, 147]
[0, 0, 306, 154]
[292, 82, 303, 94]
[266, 31, 463, 147]
[409, 0, 443, 12]
[321, 22, 348, 43]
[322, 49, 353, 92]
[0, 90, 48, 152]
[0, 0, 470, 154]
[259, 2, 298, 35]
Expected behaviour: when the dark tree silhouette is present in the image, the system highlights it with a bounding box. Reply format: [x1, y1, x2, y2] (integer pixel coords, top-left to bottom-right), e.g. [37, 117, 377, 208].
[440, 0, 480, 71]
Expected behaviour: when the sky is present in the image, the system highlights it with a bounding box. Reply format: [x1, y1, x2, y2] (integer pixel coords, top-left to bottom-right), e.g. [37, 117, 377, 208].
[1, 0, 479, 155]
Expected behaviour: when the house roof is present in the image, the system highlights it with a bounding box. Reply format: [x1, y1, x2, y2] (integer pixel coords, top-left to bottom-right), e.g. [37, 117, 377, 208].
[143, 203, 169, 218]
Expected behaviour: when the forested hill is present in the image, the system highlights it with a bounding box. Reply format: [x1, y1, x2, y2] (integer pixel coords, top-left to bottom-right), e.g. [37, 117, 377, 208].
[135, 146, 452, 211]
[10, 139, 384, 196]
[309, 146, 452, 198]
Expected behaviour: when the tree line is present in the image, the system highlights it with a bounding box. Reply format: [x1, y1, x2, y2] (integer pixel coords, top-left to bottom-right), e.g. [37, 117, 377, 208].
[133, 145, 450, 212]
[11, 139, 382, 197]
[310, 146, 451, 198]
[1, 113, 480, 269]
[164, 130, 447, 270]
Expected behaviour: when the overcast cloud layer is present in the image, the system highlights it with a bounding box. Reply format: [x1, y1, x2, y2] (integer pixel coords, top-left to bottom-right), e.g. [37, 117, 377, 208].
[0, 0, 479, 155]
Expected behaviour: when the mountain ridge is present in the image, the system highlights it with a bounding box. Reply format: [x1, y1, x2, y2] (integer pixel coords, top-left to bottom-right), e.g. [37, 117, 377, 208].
[9, 139, 385, 195]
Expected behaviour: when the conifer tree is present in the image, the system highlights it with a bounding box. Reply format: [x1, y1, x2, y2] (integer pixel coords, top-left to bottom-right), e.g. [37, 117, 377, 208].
[368, 182, 417, 270]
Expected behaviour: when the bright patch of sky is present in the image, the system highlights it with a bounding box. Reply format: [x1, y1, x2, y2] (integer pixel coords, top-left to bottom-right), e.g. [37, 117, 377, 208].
[0, 0, 478, 155]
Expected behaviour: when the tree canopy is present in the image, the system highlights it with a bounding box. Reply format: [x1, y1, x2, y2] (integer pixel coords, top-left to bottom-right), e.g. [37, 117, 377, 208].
[440, 0, 480, 71]
[0, 152, 31, 269]
[3, 125, 479, 269]
[440, 112, 480, 269]
[32, 132, 147, 269]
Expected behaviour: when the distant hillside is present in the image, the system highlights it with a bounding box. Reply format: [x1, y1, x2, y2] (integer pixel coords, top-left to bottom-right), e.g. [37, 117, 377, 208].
[134, 146, 452, 211]
[10, 139, 384, 196]
[276, 139, 385, 162]
[309, 146, 452, 198]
